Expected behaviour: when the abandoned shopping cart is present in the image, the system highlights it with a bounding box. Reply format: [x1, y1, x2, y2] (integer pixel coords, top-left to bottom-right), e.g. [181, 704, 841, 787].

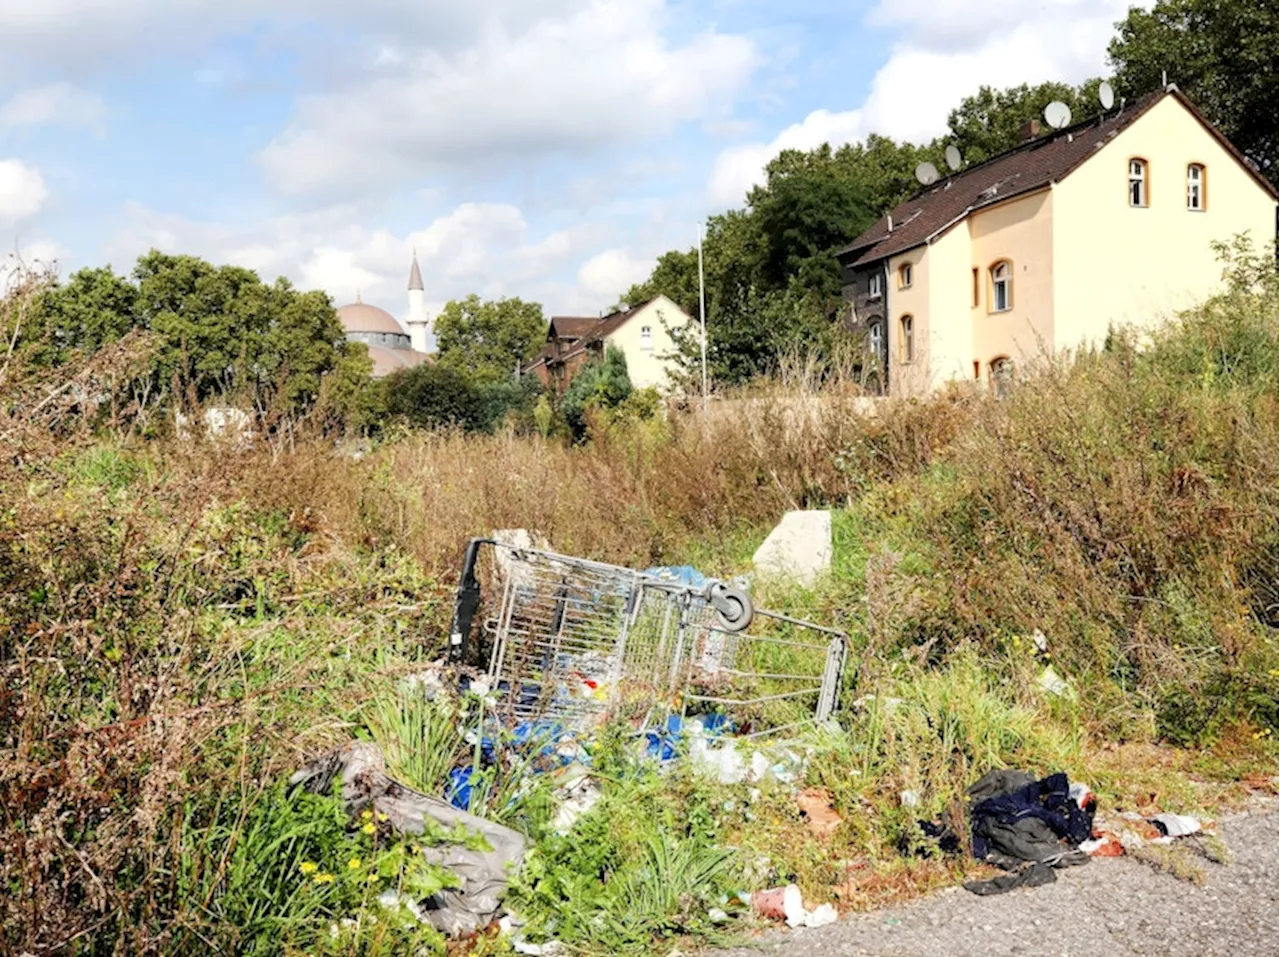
[447, 538, 847, 738]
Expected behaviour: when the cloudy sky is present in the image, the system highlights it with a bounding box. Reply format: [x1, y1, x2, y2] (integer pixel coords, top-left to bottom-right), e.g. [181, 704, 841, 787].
[2, 0, 1136, 319]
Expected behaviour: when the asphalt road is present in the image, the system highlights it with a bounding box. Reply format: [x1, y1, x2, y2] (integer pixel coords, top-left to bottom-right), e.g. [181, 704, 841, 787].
[712, 796, 1278, 957]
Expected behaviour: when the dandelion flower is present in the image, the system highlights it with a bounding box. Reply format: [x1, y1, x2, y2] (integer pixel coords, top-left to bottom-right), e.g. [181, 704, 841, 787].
[361, 822, 377, 835]
[348, 857, 362, 870]
[314, 873, 335, 884]
[361, 808, 374, 821]
[298, 862, 318, 875]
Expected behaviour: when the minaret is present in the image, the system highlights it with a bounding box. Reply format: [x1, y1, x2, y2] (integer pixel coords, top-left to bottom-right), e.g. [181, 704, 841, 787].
[405, 249, 434, 353]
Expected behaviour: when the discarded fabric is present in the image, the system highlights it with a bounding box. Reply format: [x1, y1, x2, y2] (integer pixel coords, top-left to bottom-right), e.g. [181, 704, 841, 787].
[964, 861, 1056, 896]
[913, 769, 1095, 896]
[290, 741, 527, 938]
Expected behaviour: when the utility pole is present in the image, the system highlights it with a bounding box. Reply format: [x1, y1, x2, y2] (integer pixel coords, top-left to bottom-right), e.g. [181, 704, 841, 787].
[697, 224, 709, 415]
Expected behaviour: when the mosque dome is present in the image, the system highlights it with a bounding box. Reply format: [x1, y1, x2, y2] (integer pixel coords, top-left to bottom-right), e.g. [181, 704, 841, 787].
[337, 302, 408, 335]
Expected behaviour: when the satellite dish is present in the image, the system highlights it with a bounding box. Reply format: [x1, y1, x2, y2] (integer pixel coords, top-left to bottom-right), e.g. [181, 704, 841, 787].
[1043, 101, 1072, 130]
[945, 145, 963, 171]
[1098, 81, 1115, 110]
[915, 161, 940, 186]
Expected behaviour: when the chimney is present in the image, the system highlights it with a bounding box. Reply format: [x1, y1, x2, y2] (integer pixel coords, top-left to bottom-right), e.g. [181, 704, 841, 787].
[1019, 119, 1042, 142]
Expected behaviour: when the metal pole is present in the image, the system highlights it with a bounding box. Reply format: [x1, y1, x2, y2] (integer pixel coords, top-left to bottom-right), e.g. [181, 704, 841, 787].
[697, 224, 709, 414]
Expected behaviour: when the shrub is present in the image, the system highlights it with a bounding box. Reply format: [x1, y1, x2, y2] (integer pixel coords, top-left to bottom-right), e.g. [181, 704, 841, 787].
[383, 362, 482, 431]
[562, 345, 632, 436]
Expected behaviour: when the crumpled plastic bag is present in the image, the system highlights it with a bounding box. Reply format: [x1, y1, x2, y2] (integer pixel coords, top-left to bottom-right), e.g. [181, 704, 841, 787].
[290, 741, 527, 937]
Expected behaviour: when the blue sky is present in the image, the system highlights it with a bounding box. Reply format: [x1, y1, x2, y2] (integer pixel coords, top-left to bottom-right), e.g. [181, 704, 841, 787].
[1, 0, 1133, 320]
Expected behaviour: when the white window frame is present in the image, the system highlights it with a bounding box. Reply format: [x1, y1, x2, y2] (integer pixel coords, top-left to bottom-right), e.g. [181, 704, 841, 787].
[868, 320, 883, 361]
[639, 325, 653, 350]
[1129, 158, 1148, 207]
[869, 272, 882, 299]
[1187, 163, 1204, 211]
[991, 262, 1012, 313]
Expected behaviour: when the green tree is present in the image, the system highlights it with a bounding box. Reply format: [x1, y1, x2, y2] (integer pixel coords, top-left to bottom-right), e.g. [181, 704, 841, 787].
[1108, 0, 1278, 185]
[944, 80, 1103, 164]
[562, 345, 632, 436]
[748, 144, 878, 295]
[382, 362, 482, 431]
[434, 294, 546, 385]
[31, 250, 358, 418]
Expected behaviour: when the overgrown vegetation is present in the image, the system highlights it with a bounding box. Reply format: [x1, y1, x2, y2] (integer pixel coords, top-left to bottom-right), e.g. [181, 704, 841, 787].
[1, 244, 1276, 954]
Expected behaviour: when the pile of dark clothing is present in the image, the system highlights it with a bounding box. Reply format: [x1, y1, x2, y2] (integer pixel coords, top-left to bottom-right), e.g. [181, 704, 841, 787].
[916, 769, 1097, 896]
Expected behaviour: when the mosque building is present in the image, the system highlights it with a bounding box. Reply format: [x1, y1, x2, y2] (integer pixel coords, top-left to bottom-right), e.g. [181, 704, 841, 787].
[335, 252, 435, 377]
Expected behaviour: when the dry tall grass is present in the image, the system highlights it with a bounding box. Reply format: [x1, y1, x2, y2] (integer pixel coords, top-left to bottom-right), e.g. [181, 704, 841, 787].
[2, 246, 1276, 952]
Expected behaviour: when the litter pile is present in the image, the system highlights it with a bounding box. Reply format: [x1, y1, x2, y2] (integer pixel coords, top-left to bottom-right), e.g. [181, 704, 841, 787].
[914, 768, 1213, 895]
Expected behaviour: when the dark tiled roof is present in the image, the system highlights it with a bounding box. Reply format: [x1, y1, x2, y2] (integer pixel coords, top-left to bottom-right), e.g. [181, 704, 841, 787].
[547, 315, 599, 340]
[838, 88, 1276, 268]
[525, 301, 653, 372]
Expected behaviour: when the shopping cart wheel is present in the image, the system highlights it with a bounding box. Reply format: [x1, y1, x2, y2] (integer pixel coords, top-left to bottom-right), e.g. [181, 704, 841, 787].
[710, 583, 753, 632]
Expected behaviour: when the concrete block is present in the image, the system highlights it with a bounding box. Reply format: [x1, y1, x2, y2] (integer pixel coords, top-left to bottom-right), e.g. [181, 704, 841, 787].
[752, 510, 832, 587]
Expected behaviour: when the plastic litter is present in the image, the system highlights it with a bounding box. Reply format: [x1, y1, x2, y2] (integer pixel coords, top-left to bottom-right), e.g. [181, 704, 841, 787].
[552, 771, 602, 834]
[1037, 665, 1069, 696]
[795, 788, 842, 839]
[289, 741, 526, 938]
[751, 884, 839, 928]
[1151, 812, 1201, 838]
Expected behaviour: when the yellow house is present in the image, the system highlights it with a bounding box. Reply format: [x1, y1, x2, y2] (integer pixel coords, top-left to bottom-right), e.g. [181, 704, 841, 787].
[837, 86, 1278, 397]
[524, 294, 692, 394]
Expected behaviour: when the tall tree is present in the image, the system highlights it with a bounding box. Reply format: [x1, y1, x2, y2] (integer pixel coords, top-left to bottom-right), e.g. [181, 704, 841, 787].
[30, 250, 361, 417]
[1108, 0, 1278, 185]
[748, 144, 879, 295]
[434, 294, 546, 385]
[944, 80, 1104, 165]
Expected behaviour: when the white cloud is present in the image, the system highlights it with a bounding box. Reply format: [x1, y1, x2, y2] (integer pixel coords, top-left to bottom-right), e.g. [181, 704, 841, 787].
[577, 249, 654, 300]
[259, 0, 758, 196]
[0, 159, 48, 229]
[0, 1, 586, 79]
[0, 83, 106, 133]
[707, 0, 1134, 208]
[104, 199, 617, 317]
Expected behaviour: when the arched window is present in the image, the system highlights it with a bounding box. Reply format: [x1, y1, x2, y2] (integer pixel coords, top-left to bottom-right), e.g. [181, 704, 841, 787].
[990, 357, 1014, 397]
[640, 325, 653, 350]
[899, 315, 914, 363]
[898, 263, 913, 289]
[869, 272, 883, 299]
[990, 261, 1012, 312]
[867, 319, 884, 362]
[1187, 163, 1205, 210]
[1128, 158, 1148, 207]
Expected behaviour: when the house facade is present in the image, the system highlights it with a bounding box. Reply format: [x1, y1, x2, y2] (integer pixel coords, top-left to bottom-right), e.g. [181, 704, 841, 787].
[837, 87, 1278, 397]
[524, 295, 691, 393]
